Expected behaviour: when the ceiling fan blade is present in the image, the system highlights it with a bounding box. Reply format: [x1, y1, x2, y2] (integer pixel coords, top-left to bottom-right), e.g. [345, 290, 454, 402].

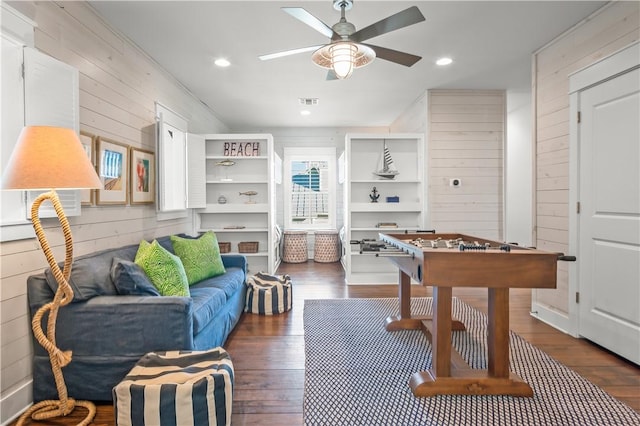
[259, 45, 325, 61]
[364, 44, 422, 67]
[282, 7, 338, 39]
[350, 6, 425, 43]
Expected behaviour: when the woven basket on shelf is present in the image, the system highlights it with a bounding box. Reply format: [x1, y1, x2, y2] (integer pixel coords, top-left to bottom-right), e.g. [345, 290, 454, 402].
[238, 241, 259, 253]
[219, 242, 231, 253]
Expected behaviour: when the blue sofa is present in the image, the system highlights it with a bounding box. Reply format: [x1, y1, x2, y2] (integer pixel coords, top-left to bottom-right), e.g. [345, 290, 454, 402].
[27, 235, 247, 402]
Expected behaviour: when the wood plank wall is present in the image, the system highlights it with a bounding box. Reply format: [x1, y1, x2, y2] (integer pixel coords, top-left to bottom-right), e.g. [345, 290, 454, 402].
[0, 1, 228, 421]
[428, 90, 505, 240]
[390, 90, 505, 241]
[532, 1, 639, 318]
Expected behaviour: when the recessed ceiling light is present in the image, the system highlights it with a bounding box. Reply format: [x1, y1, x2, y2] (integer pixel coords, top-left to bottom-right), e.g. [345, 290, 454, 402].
[436, 57, 453, 66]
[214, 58, 231, 67]
[300, 110, 311, 116]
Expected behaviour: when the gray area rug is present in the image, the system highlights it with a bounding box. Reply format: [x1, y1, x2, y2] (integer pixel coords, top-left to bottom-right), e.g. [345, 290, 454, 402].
[303, 297, 640, 425]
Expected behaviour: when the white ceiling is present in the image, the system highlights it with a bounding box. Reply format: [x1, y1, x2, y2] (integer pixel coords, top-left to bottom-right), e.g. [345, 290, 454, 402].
[88, 1, 605, 130]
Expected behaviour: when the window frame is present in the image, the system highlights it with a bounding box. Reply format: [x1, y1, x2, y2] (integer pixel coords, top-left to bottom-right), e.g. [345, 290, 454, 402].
[283, 147, 336, 230]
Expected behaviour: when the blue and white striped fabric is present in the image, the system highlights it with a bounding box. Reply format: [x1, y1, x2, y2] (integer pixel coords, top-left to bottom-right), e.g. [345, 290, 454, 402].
[245, 272, 292, 315]
[113, 348, 233, 426]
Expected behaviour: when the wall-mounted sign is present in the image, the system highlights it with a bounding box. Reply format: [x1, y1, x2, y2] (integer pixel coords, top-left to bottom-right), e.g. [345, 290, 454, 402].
[223, 141, 260, 157]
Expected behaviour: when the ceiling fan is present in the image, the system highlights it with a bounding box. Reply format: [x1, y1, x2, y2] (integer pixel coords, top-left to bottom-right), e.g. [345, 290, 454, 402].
[259, 0, 426, 80]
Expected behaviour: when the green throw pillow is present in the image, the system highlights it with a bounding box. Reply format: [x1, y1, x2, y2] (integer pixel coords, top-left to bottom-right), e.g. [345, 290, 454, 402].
[134, 239, 189, 297]
[171, 231, 226, 285]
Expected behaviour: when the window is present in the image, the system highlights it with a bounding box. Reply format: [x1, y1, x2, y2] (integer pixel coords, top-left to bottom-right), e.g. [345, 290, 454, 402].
[284, 147, 336, 230]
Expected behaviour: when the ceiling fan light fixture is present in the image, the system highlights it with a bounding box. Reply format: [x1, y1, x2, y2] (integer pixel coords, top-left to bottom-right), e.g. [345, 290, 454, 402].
[330, 42, 356, 79]
[311, 41, 375, 79]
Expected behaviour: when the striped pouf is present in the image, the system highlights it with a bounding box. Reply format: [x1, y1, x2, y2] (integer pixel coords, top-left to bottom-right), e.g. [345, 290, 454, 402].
[113, 348, 233, 426]
[245, 272, 293, 315]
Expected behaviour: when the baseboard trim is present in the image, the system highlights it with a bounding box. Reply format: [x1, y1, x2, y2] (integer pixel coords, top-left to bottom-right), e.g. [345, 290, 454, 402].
[530, 301, 573, 335]
[1, 380, 32, 426]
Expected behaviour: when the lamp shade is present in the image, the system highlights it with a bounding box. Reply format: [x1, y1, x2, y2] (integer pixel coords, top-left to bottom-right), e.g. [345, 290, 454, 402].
[1, 126, 102, 190]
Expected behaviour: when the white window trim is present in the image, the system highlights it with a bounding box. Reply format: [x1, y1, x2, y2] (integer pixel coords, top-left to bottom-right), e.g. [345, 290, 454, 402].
[283, 147, 336, 230]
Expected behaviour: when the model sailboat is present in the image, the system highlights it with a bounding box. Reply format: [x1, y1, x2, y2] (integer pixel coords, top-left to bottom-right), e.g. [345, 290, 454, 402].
[373, 141, 399, 179]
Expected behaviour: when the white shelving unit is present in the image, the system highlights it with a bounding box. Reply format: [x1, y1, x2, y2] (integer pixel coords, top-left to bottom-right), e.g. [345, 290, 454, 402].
[343, 133, 426, 284]
[194, 134, 276, 274]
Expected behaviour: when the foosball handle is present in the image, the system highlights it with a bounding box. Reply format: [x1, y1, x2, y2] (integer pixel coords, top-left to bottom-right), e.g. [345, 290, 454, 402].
[557, 254, 577, 262]
[349, 239, 376, 245]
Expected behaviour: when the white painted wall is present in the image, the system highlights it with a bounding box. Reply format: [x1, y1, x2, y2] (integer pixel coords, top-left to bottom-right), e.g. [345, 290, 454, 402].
[505, 90, 532, 247]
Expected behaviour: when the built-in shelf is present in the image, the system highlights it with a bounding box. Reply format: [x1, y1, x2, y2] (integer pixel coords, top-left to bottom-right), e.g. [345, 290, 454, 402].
[194, 134, 276, 274]
[343, 133, 425, 284]
[198, 203, 269, 213]
[350, 227, 423, 232]
[206, 155, 268, 160]
[350, 202, 422, 212]
[351, 179, 421, 184]
[200, 227, 269, 233]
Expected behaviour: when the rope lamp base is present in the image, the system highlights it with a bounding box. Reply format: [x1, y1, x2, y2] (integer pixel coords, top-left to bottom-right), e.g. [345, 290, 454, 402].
[16, 191, 95, 426]
[17, 399, 96, 426]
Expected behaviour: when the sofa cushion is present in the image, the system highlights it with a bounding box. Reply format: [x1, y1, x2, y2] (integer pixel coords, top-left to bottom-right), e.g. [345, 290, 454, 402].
[134, 240, 189, 297]
[43, 244, 139, 301]
[155, 235, 175, 253]
[191, 266, 245, 299]
[189, 287, 227, 335]
[171, 232, 226, 285]
[110, 257, 160, 296]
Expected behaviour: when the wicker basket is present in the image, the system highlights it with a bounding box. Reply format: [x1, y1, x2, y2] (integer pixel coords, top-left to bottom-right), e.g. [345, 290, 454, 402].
[219, 242, 231, 253]
[238, 241, 259, 253]
[313, 230, 340, 263]
[283, 231, 308, 263]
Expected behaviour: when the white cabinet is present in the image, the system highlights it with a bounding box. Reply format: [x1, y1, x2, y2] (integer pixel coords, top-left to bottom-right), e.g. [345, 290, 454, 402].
[343, 133, 426, 284]
[194, 134, 276, 274]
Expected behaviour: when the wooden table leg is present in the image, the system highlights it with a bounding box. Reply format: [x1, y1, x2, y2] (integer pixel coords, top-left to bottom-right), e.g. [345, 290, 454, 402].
[385, 270, 423, 330]
[386, 271, 466, 332]
[411, 285, 534, 397]
[488, 287, 510, 377]
[431, 286, 453, 377]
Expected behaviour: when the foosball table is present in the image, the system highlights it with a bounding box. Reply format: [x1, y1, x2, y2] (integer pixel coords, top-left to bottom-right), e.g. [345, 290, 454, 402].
[353, 232, 575, 398]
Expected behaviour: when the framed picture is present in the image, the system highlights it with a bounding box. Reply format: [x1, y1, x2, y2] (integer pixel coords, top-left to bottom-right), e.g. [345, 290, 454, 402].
[130, 147, 155, 205]
[79, 131, 96, 205]
[96, 137, 129, 205]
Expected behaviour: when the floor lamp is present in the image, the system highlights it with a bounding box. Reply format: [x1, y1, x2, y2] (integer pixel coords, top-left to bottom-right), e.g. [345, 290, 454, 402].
[1, 126, 102, 426]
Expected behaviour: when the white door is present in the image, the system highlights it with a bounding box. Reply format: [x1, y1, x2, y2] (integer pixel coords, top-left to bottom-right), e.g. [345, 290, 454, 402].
[578, 66, 639, 364]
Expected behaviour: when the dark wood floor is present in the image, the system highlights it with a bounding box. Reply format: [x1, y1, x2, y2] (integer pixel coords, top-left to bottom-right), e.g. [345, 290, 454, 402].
[14, 261, 639, 425]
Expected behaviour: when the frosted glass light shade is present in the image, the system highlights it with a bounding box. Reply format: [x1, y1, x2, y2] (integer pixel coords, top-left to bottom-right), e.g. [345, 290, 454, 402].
[330, 42, 357, 79]
[1, 126, 102, 190]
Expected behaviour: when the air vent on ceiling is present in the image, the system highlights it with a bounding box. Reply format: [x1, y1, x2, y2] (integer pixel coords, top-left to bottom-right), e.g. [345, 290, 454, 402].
[299, 98, 319, 106]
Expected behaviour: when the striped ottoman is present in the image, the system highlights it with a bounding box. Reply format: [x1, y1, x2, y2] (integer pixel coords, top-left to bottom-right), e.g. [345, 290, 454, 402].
[245, 272, 292, 315]
[113, 348, 233, 426]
